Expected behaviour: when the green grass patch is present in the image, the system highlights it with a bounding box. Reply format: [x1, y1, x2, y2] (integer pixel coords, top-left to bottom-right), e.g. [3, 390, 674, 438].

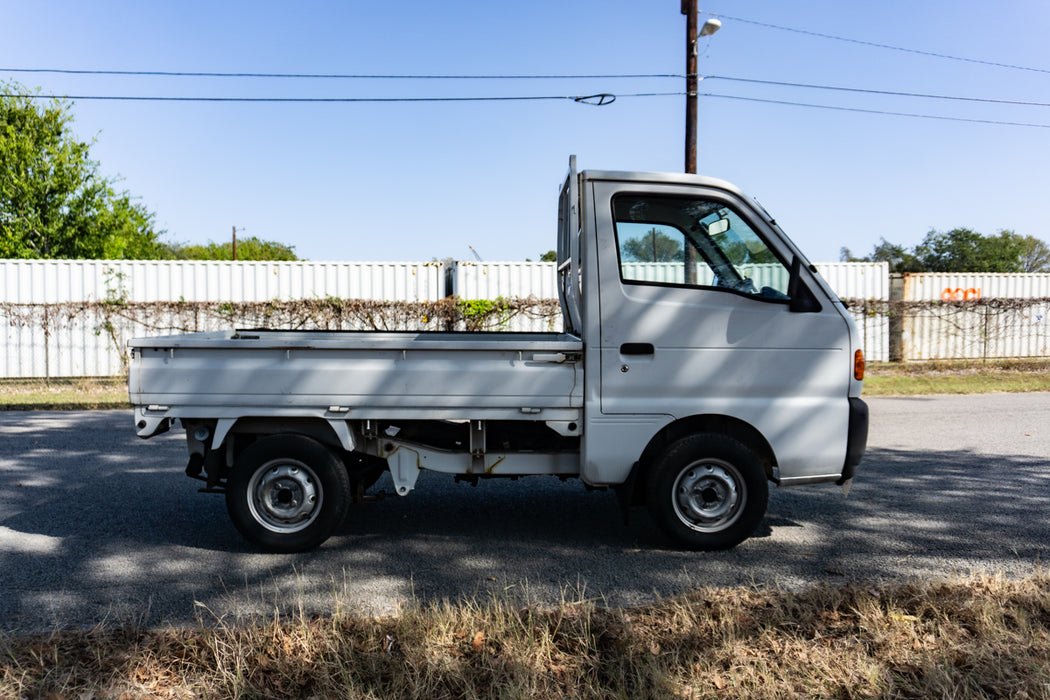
[863, 359, 1050, 396]
[0, 377, 129, 410]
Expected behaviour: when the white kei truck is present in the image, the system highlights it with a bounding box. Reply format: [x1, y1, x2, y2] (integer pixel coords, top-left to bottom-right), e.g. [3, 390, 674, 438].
[128, 158, 868, 553]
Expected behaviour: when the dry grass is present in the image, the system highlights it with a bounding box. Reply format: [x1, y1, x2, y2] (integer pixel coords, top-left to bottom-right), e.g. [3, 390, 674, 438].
[862, 359, 1050, 396]
[2, 573, 1049, 699]
[0, 377, 128, 410]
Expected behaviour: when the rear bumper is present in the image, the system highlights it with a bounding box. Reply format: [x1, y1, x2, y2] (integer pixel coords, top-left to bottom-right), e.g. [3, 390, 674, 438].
[837, 397, 868, 484]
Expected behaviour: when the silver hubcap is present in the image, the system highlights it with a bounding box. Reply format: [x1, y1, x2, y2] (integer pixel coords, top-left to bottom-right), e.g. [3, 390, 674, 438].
[672, 459, 744, 532]
[247, 460, 322, 534]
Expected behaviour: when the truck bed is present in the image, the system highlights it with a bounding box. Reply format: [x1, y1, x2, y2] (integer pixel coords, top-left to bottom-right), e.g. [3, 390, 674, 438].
[129, 330, 583, 430]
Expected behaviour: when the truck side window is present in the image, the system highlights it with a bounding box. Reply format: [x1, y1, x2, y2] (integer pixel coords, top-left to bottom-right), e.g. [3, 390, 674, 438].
[613, 194, 791, 301]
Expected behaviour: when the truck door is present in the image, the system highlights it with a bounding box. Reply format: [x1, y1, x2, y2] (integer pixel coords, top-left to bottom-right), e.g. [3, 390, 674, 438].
[585, 180, 853, 484]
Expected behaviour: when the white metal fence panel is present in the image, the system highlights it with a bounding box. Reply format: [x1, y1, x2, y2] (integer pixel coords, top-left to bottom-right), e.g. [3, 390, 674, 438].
[1, 259, 445, 378]
[900, 273, 1050, 360]
[450, 262, 559, 299]
[901, 272, 1050, 301]
[903, 304, 1050, 360]
[815, 262, 889, 300]
[816, 262, 890, 362]
[448, 262, 560, 331]
[0, 259, 444, 303]
[11, 260, 1050, 376]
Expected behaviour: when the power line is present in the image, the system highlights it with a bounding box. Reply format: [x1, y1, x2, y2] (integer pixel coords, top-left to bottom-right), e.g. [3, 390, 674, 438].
[701, 92, 1050, 128]
[711, 13, 1050, 75]
[6, 65, 1047, 108]
[7, 90, 1048, 126]
[0, 67, 684, 80]
[704, 76, 1050, 108]
[5, 82, 1047, 127]
[0, 92, 628, 105]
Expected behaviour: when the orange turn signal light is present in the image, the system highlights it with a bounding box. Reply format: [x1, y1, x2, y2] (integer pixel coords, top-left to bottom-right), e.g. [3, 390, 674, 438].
[854, 350, 865, 381]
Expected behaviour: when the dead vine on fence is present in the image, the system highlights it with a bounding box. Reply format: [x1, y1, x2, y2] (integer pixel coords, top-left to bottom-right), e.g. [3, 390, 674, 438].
[842, 297, 1050, 360]
[841, 297, 1050, 316]
[0, 297, 563, 370]
[4, 296, 1047, 370]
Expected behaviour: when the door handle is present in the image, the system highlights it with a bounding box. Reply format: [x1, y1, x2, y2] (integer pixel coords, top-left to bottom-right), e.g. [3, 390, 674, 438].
[531, 353, 569, 363]
[619, 343, 654, 356]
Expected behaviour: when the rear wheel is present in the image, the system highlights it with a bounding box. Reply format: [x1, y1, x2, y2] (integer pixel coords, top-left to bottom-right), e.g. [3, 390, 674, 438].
[645, 433, 768, 550]
[226, 434, 351, 552]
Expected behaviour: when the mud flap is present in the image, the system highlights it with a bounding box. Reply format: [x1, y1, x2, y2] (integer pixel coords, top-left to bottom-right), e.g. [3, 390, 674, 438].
[613, 462, 642, 525]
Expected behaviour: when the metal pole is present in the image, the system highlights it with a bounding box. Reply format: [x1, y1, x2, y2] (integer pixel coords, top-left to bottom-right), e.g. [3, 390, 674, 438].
[232, 226, 238, 261]
[682, 0, 698, 175]
[682, 1, 699, 284]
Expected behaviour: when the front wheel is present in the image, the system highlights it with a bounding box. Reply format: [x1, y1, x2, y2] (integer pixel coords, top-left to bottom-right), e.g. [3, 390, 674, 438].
[645, 433, 768, 550]
[226, 434, 351, 552]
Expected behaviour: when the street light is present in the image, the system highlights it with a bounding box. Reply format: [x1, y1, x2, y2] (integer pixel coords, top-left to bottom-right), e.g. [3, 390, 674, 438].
[700, 17, 722, 37]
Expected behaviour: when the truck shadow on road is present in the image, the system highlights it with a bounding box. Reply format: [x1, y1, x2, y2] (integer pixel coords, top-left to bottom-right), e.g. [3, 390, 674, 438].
[1, 411, 1047, 630]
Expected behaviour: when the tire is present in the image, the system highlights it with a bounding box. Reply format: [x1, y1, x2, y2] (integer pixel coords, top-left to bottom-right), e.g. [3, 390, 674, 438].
[225, 434, 351, 553]
[645, 433, 768, 550]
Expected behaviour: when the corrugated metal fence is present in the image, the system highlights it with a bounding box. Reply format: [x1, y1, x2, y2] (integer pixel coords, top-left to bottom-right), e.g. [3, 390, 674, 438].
[899, 273, 1050, 361]
[6, 259, 1049, 377]
[1, 259, 444, 303]
[1, 260, 443, 377]
[819, 263, 890, 363]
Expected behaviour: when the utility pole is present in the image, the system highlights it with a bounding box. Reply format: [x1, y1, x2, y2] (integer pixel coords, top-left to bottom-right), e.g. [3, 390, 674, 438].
[682, 2, 721, 175]
[682, 0, 699, 284]
[232, 226, 245, 261]
[682, 0, 698, 175]
[681, 3, 720, 284]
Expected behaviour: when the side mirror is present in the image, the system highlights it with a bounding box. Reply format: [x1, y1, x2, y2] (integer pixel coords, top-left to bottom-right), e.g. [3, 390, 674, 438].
[787, 256, 822, 313]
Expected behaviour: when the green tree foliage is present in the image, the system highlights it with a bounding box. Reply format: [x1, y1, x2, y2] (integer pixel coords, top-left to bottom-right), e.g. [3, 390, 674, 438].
[539, 250, 557, 262]
[0, 82, 166, 259]
[915, 228, 1025, 273]
[1, 82, 301, 261]
[621, 228, 683, 262]
[843, 229, 1050, 273]
[1018, 235, 1050, 273]
[162, 236, 298, 261]
[841, 239, 924, 273]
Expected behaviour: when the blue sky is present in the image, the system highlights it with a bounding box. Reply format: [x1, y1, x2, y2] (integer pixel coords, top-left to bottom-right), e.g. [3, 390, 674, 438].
[4, 0, 1049, 263]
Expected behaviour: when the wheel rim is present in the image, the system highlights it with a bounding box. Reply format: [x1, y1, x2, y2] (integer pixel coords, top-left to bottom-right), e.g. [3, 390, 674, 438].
[671, 458, 745, 533]
[246, 459, 322, 534]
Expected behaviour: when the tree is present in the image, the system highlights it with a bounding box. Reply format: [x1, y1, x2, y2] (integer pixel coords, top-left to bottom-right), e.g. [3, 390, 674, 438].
[163, 236, 298, 261]
[843, 229, 1049, 273]
[621, 228, 683, 262]
[539, 250, 557, 262]
[841, 238, 924, 273]
[1018, 235, 1050, 273]
[915, 228, 1026, 273]
[0, 82, 166, 259]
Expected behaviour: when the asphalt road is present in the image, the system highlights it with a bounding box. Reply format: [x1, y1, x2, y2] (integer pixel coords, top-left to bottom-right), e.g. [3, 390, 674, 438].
[1, 394, 1048, 632]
